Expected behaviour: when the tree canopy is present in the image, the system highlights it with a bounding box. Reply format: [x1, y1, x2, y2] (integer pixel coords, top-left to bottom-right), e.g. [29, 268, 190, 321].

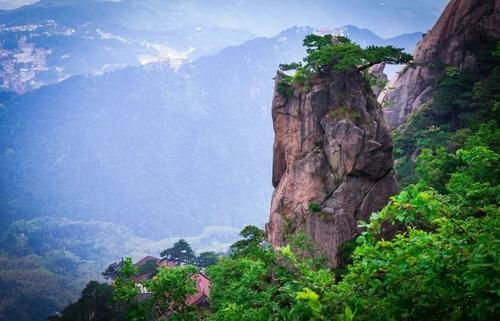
[160, 239, 197, 266]
[279, 34, 412, 75]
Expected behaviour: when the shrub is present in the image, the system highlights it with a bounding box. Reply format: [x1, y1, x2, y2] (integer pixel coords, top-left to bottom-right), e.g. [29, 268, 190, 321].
[276, 76, 293, 98]
[329, 106, 361, 123]
[308, 201, 321, 214]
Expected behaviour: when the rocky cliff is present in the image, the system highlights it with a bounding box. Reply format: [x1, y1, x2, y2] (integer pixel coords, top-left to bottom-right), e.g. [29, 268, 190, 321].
[267, 71, 399, 266]
[381, 0, 500, 128]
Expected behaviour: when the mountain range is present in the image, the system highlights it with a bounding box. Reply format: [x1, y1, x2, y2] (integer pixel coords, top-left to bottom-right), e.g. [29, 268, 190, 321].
[0, 0, 446, 94]
[0, 0, 447, 38]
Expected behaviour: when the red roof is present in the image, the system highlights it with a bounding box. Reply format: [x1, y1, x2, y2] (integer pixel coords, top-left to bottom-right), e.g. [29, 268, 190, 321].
[158, 258, 177, 268]
[186, 273, 210, 306]
[132, 256, 210, 308]
[135, 255, 160, 267]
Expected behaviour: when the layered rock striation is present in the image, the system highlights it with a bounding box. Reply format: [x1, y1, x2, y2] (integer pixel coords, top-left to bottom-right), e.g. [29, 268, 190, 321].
[381, 0, 500, 128]
[267, 71, 399, 266]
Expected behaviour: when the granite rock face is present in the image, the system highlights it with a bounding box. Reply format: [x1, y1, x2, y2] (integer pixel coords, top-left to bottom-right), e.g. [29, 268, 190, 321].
[368, 63, 388, 97]
[267, 71, 399, 266]
[381, 0, 500, 128]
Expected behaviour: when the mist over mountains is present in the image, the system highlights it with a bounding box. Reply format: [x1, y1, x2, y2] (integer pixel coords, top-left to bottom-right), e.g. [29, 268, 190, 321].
[0, 0, 446, 39]
[0, 0, 445, 94]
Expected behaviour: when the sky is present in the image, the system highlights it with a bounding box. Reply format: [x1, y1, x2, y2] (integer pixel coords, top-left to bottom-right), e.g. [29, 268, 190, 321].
[0, 0, 38, 9]
[0, 0, 449, 38]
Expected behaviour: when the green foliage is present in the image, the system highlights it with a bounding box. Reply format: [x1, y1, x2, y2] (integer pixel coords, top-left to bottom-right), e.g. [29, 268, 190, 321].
[102, 261, 122, 280]
[111, 257, 199, 321]
[324, 70, 498, 318]
[308, 201, 321, 214]
[208, 228, 335, 321]
[342, 306, 356, 321]
[493, 41, 500, 58]
[446, 145, 500, 214]
[279, 34, 411, 75]
[145, 266, 198, 320]
[362, 69, 388, 90]
[112, 257, 139, 305]
[416, 147, 458, 193]
[339, 194, 498, 320]
[229, 225, 267, 258]
[208, 256, 276, 320]
[276, 34, 412, 98]
[335, 126, 500, 320]
[394, 43, 500, 188]
[160, 239, 220, 269]
[196, 251, 219, 269]
[432, 67, 475, 128]
[111, 257, 154, 321]
[337, 237, 358, 268]
[138, 260, 158, 276]
[329, 106, 361, 123]
[161, 239, 196, 266]
[464, 121, 500, 152]
[276, 75, 294, 98]
[48, 281, 126, 321]
[278, 62, 303, 71]
[394, 156, 418, 187]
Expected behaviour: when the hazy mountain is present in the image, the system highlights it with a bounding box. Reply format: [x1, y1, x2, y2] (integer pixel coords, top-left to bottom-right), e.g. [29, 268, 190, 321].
[0, 0, 447, 38]
[0, 0, 37, 10]
[332, 25, 422, 52]
[0, 4, 254, 93]
[0, 0, 444, 93]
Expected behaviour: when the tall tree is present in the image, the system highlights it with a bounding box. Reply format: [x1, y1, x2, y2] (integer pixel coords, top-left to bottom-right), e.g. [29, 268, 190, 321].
[229, 225, 267, 258]
[102, 260, 122, 280]
[196, 251, 219, 268]
[160, 239, 196, 266]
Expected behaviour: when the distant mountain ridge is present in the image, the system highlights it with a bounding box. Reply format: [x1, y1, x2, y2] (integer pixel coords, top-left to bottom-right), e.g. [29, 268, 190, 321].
[0, 0, 446, 38]
[0, 5, 255, 93]
[331, 25, 422, 52]
[0, 0, 442, 93]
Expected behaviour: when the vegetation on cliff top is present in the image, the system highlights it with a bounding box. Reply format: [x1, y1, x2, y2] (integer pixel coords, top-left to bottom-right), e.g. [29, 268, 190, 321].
[276, 34, 412, 96]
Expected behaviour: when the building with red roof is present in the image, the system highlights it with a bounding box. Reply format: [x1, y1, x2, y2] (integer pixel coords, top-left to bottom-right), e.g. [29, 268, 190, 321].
[186, 273, 210, 307]
[123, 255, 211, 309]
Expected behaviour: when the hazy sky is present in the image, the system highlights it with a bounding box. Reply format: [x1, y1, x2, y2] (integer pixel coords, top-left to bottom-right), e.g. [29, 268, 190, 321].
[0, 0, 38, 9]
[0, 0, 449, 38]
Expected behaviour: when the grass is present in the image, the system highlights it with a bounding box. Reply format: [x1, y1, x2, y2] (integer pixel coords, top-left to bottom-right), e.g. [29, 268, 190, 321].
[308, 201, 321, 214]
[329, 106, 361, 123]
